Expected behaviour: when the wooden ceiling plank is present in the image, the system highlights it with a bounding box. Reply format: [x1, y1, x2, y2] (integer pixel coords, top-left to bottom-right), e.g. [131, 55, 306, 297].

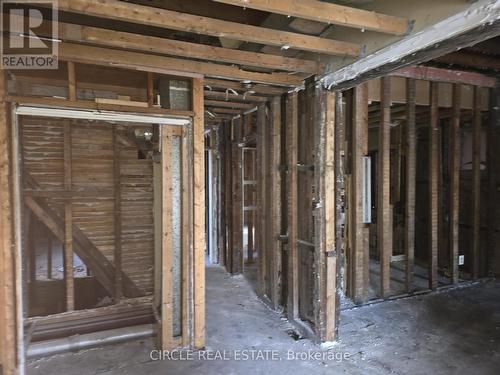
[57, 43, 303, 86]
[56, 0, 361, 56]
[213, 0, 409, 35]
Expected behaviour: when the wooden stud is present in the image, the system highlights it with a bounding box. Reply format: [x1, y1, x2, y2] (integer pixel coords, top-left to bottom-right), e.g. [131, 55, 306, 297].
[113, 128, 123, 301]
[0, 70, 17, 374]
[192, 77, 206, 349]
[256, 104, 267, 298]
[214, 0, 409, 35]
[63, 120, 74, 311]
[487, 87, 499, 278]
[286, 92, 298, 320]
[57, 0, 361, 56]
[231, 119, 243, 273]
[404, 79, 416, 292]
[449, 84, 461, 284]
[161, 129, 174, 349]
[269, 96, 282, 309]
[47, 232, 52, 279]
[428, 82, 439, 290]
[313, 87, 337, 341]
[351, 83, 369, 303]
[472, 86, 482, 279]
[378, 76, 392, 299]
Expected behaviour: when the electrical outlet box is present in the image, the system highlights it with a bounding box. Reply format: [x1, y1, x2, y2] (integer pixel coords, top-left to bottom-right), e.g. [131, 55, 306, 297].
[458, 255, 465, 266]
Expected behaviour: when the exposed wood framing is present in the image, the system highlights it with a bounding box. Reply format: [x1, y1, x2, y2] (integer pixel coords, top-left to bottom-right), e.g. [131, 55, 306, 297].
[449, 84, 461, 284]
[391, 66, 497, 88]
[472, 86, 482, 278]
[313, 87, 338, 341]
[0, 71, 17, 375]
[147, 72, 154, 107]
[378, 77, 392, 298]
[192, 77, 206, 349]
[214, 0, 409, 35]
[161, 129, 174, 349]
[67, 62, 76, 101]
[113, 128, 123, 301]
[63, 120, 74, 311]
[269, 96, 282, 309]
[58, 43, 304, 87]
[56, 0, 361, 56]
[487, 87, 499, 277]
[256, 104, 267, 298]
[204, 91, 268, 103]
[47, 22, 320, 74]
[351, 83, 369, 303]
[404, 78, 416, 292]
[205, 100, 255, 110]
[285, 92, 298, 320]
[428, 82, 439, 290]
[230, 118, 243, 274]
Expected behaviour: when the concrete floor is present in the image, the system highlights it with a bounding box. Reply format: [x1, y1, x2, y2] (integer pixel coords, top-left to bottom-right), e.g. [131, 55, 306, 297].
[27, 265, 500, 375]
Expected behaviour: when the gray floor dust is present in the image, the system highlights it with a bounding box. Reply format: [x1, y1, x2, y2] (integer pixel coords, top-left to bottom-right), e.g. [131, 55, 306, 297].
[27, 264, 500, 375]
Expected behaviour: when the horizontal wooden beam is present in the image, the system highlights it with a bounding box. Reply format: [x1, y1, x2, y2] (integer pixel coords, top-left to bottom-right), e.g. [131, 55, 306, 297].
[57, 43, 303, 87]
[391, 66, 497, 88]
[204, 78, 287, 96]
[27, 19, 319, 74]
[214, 0, 409, 35]
[204, 90, 268, 103]
[6, 95, 194, 117]
[56, 0, 360, 56]
[204, 100, 255, 109]
[435, 51, 500, 71]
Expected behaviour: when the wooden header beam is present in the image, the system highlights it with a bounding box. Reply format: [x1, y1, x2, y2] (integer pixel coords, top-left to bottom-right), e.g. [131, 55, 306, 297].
[204, 100, 255, 110]
[57, 0, 361, 56]
[57, 43, 303, 87]
[215, 0, 409, 35]
[391, 66, 497, 88]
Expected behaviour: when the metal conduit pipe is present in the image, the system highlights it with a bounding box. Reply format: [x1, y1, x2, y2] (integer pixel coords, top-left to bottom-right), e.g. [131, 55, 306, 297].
[26, 323, 155, 359]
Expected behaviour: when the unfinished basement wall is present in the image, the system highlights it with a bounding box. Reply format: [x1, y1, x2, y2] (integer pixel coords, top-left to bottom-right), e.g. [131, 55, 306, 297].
[340, 74, 498, 305]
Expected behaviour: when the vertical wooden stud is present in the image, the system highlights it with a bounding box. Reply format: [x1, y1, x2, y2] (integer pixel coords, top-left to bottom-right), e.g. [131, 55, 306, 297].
[351, 83, 369, 303]
[449, 84, 461, 284]
[63, 120, 74, 311]
[405, 78, 416, 292]
[192, 77, 206, 349]
[256, 104, 267, 298]
[428, 83, 439, 290]
[147, 72, 154, 107]
[286, 92, 298, 320]
[472, 86, 482, 279]
[67, 61, 76, 102]
[378, 76, 392, 298]
[113, 128, 123, 300]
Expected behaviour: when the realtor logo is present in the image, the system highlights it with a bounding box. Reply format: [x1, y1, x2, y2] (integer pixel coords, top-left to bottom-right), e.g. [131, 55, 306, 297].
[1, 0, 58, 69]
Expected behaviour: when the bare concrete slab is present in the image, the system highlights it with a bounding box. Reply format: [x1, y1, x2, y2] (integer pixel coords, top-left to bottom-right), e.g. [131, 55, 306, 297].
[27, 265, 500, 375]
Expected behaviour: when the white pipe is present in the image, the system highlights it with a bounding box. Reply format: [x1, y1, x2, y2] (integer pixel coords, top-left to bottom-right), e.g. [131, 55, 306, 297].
[26, 324, 155, 359]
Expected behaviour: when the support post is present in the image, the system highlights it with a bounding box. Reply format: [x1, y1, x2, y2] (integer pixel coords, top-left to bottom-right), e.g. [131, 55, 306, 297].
[428, 82, 439, 290]
[256, 104, 267, 298]
[378, 76, 392, 298]
[314, 87, 338, 341]
[449, 84, 461, 284]
[231, 118, 243, 274]
[68, 61, 76, 102]
[63, 120, 74, 311]
[192, 77, 205, 349]
[270, 96, 282, 309]
[286, 92, 298, 320]
[352, 83, 369, 303]
[405, 78, 416, 292]
[472, 86, 482, 278]
[113, 128, 123, 300]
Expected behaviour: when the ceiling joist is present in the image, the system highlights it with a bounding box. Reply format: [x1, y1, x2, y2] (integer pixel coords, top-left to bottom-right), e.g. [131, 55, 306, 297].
[57, 43, 304, 86]
[56, 0, 361, 56]
[204, 90, 268, 102]
[204, 100, 255, 109]
[51, 22, 321, 74]
[213, 0, 410, 35]
[204, 78, 287, 96]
